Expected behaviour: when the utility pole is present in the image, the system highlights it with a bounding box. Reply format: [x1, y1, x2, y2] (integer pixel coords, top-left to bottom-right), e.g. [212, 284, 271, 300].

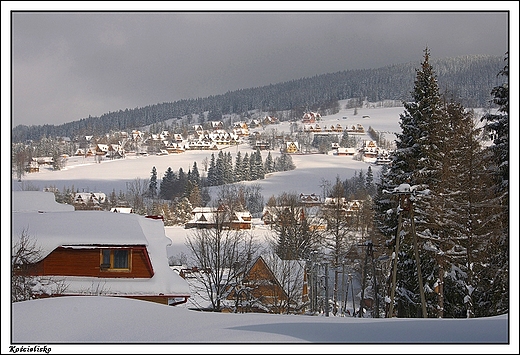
[341, 262, 346, 316]
[324, 262, 329, 317]
[358, 240, 380, 318]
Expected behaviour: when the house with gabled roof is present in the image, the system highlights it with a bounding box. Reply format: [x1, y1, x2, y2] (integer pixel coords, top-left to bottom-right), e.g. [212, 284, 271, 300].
[12, 191, 190, 306]
[210, 121, 224, 130]
[302, 112, 321, 124]
[73, 192, 106, 210]
[284, 141, 299, 154]
[184, 206, 252, 230]
[227, 254, 308, 314]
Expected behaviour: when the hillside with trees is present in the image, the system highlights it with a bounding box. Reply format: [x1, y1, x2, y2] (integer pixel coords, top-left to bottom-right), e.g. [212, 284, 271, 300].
[12, 55, 502, 143]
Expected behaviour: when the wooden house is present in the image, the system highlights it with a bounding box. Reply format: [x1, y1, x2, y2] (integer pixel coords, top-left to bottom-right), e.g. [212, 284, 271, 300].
[12, 191, 190, 306]
[362, 140, 379, 163]
[210, 121, 224, 130]
[73, 192, 106, 210]
[185, 206, 252, 230]
[255, 141, 270, 151]
[227, 254, 308, 314]
[299, 193, 322, 206]
[302, 112, 321, 124]
[26, 160, 40, 173]
[262, 116, 278, 125]
[335, 147, 356, 156]
[284, 141, 299, 154]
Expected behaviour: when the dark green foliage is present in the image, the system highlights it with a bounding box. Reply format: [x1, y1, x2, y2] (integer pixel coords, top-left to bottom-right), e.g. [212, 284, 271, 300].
[147, 166, 158, 198]
[159, 167, 176, 200]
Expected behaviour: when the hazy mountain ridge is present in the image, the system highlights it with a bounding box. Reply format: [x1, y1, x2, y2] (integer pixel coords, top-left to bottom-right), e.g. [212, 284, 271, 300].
[12, 55, 503, 143]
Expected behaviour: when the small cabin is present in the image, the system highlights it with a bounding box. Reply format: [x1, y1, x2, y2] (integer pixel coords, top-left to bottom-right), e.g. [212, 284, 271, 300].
[12, 191, 190, 306]
[227, 254, 308, 314]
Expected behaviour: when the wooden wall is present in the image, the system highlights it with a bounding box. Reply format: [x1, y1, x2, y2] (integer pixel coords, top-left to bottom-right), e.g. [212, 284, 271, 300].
[29, 246, 153, 278]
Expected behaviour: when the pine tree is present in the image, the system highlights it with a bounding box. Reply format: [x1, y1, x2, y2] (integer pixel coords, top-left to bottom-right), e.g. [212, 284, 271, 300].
[423, 99, 492, 318]
[159, 167, 176, 200]
[382, 48, 446, 317]
[224, 152, 234, 184]
[255, 148, 265, 180]
[365, 166, 375, 196]
[190, 161, 201, 187]
[234, 151, 243, 182]
[242, 153, 251, 181]
[477, 52, 509, 317]
[147, 166, 158, 198]
[207, 153, 216, 186]
[264, 151, 274, 173]
[249, 150, 257, 180]
[174, 167, 187, 199]
[215, 150, 225, 186]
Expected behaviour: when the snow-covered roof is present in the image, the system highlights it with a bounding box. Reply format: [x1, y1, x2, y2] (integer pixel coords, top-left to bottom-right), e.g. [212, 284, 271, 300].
[13, 211, 151, 259]
[11, 192, 190, 297]
[12, 191, 74, 213]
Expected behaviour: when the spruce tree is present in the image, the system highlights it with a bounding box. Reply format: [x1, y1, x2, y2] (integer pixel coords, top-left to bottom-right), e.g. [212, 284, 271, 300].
[214, 150, 225, 186]
[159, 167, 176, 200]
[477, 52, 509, 317]
[190, 161, 201, 187]
[264, 151, 274, 173]
[224, 152, 234, 184]
[365, 166, 375, 196]
[207, 153, 216, 186]
[242, 153, 251, 181]
[253, 148, 265, 180]
[382, 48, 445, 317]
[147, 166, 158, 198]
[234, 151, 243, 182]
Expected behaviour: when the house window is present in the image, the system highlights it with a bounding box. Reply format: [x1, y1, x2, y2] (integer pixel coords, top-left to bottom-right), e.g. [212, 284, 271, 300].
[100, 249, 131, 271]
[113, 250, 129, 269]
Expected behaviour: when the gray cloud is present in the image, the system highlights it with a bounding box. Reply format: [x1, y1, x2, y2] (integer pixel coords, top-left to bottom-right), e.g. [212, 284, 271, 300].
[10, 10, 509, 127]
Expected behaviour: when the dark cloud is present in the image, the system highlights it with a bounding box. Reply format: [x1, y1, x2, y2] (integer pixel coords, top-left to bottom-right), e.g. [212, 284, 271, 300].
[9, 9, 510, 127]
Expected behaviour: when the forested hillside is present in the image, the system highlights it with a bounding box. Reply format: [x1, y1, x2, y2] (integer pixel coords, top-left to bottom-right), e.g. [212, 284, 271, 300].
[12, 55, 503, 143]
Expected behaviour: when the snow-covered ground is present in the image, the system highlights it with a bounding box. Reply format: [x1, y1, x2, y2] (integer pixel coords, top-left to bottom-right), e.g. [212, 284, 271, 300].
[6, 103, 517, 352]
[12, 104, 405, 196]
[11, 295, 509, 346]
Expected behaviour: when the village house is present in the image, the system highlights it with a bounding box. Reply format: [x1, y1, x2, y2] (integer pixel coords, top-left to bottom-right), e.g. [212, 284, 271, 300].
[12, 191, 190, 306]
[262, 116, 279, 125]
[73, 192, 106, 210]
[255, 140, 270, 151]
[334, 147, 357, 156]
[184, 206, 252, 230]
[284, 141, 299, 154]
[302, 111, 321, 124]
[233, 121, 250, 137]
[361, 140, 379, 163]
[210, 121, 224, 131]
[299, 193, 322, 206]
[303, 123, 322, 132]
[25, 160, 40, 173]
[346, 124, 365, 133]
[227, 254, 308, 314]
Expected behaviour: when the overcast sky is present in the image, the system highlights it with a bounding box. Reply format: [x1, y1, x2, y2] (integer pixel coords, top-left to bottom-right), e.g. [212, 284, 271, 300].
[5, 4, 512, 127]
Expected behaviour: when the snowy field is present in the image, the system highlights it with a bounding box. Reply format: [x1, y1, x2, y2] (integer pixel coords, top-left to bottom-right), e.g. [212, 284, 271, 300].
[12, 104, 406, 197]
[11, 296, 509, 348]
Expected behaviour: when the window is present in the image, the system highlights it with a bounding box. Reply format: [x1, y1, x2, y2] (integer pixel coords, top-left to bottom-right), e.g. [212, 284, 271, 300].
[100, 249, 131, 271]
[113, 250, 129, 269]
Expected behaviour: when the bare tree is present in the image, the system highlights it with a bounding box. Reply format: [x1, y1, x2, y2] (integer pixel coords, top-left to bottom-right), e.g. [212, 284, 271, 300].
[125, 177, 149, 214]
[185, 202, 256, 311]
[12, 229, 67, 302]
